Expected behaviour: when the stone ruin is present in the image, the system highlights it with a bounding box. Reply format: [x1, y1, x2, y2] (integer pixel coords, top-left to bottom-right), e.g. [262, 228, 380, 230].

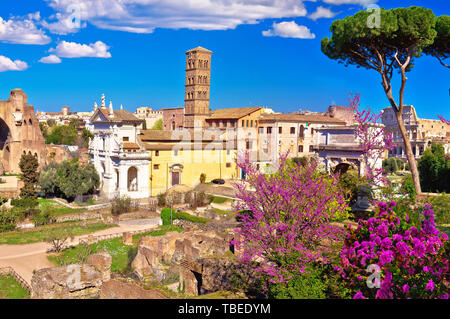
[131, 226, 256, 296]
[31, 250, 112, 299]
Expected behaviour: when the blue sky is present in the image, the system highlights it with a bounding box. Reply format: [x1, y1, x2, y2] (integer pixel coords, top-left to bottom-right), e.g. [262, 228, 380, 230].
[0, 0, 448, 120]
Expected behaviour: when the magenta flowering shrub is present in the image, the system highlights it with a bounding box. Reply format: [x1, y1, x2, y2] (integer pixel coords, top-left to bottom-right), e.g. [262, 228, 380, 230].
[232, 155, 349, 285]
[337, 201, 449, 299]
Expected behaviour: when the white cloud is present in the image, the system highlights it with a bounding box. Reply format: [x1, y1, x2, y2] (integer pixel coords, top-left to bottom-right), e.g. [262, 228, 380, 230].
[43, 0, 309, 33]
[309, 6, 338, 20]
[262, 21, 315, 39]
[0, 14, 51, 44]
[39, 55, 62, 64]
[50, 41, 112, 58]
[0, 55, 28, 72]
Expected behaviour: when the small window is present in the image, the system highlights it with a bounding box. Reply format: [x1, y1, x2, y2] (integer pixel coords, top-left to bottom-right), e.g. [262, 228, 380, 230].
[226, 163, 231, 168]
[267, 127, 272, 134]
[259, 127, 264, 134]
[290, 127, 295, 134]
[250, 120, 253, 127]
[242, 120, 245, 127]
[174, 149, 179, 156]
[309, 145, 314, 152]
[123, 137, 129, 142]
[298, 145, 303, 152]
[279, 127, 282, 134]
[155, 151, 159, 156]
[246, 120, 249, 127]
[154, 164, 160, 170]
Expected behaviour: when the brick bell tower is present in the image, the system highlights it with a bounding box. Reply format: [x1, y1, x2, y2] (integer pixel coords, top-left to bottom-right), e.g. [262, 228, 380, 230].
[184, 46, 212, 129]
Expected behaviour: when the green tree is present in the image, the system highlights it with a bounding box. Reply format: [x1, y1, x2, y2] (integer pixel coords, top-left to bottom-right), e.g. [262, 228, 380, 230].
[45, 125, 78, 145]
[77, 128, 94, 149]
[39, 160, 100, 201]
[19, 154, 39, 199]
[151, 119, 163, 130]
[418, 144, 450, 193]
[56, 160, 100, 201]
[423, 15, 450, 68]
[321, 6, 444, 195]
[38, 162, 60, 197]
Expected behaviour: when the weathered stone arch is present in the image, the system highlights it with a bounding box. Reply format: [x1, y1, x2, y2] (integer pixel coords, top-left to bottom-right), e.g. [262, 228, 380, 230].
[0, 118, 11, 151]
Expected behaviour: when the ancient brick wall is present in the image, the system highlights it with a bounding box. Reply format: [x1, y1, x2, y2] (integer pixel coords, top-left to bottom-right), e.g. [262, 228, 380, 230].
[0, 89, 46, 174]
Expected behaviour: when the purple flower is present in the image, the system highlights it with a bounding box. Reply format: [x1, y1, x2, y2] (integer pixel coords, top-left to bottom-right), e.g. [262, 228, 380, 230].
[379, 250, 394, 265]
[402, 284, 410, 294]
[426, 279, 435, 291]
[353, 291, 365, 299]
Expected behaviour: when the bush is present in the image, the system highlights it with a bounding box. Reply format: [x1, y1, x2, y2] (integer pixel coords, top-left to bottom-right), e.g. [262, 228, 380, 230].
[419, 194, 450, 225]
[32, 204, 55, 226]
[337, 201, 449, 299]
[157, 193, 167, 207]
[184, 191, 212, 209]
[44, 228, 75, 252]
[401, 174, 416, 201]
[0, 208, 18, 233]
[111, 196, 137, 216]
[418, 144, 450, 193]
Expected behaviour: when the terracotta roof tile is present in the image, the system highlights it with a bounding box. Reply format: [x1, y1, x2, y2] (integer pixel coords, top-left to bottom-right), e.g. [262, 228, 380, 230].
[259, 113, 346, 124]
[207, 107, 262, 120]
[123, 142, 140, 150]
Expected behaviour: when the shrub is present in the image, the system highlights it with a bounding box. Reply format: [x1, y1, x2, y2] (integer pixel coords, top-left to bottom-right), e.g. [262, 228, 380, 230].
[44, 228, 75, 253]
[157, 193, 167, 207]
[401, 175, 416, 201]
[419, 194, 450, 225]
[111, 196, 137, 216]
[185, 191, 212, 209]
[337, 201, 449, 299]
[32, 204, 55, 226]
[0, 208, 18, 233]
[418, 144, 450, 193]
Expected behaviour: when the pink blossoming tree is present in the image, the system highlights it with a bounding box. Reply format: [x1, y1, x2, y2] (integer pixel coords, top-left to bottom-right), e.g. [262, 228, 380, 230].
[232, 155, 349, 286]
[349, 93, 395, 186]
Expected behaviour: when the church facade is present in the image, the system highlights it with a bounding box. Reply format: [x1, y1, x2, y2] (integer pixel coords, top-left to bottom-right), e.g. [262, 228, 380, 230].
[88, 95, 151, 199]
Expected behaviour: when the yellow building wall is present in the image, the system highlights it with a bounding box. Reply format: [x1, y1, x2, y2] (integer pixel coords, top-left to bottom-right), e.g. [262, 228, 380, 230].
[148, 148, 238, 196]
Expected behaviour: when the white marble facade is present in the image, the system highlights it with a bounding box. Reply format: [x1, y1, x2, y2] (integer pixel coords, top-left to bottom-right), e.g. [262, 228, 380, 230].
[89, 95, 150, 199]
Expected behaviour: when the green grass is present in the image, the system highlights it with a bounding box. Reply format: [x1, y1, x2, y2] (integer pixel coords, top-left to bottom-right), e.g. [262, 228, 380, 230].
[48, 225, 185, 273]
[211, 196, 230, 204]
[0, 222, 114, 245]
[161, 208, 208, 225]
[212, 207, 232, 216]
[48, 237, 134, 273]
[132, 225, 183, 244]
[0, 275, 30, 299]
[38, 198, 84, 216]
[193, 290, 247, 299]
